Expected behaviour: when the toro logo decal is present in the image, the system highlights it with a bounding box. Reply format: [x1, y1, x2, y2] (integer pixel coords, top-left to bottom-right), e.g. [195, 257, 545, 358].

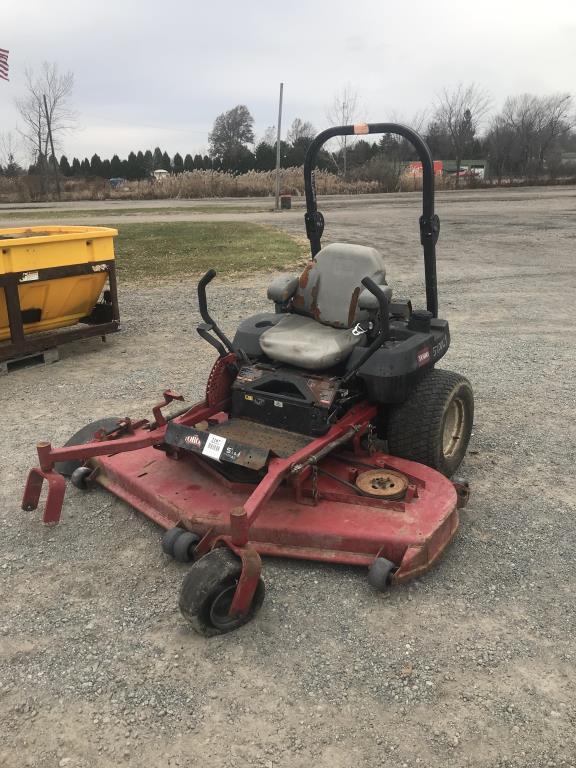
[184, 434, 202, 448]
[417, 348, 431, 367]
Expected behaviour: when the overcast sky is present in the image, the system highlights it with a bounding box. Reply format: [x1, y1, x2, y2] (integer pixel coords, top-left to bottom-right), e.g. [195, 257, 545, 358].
[2, 0, 576, 163]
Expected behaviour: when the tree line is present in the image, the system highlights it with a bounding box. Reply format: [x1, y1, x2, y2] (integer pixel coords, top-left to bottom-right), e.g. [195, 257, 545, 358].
[44, 91, 576, 185]
[48, 115, 334, 181]
[2, 64, 575, 190]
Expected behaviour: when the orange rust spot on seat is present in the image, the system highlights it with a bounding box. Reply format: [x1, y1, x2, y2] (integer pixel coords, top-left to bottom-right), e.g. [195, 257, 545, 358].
[299, 262, 313, 288]
[347, 286, 360, 327]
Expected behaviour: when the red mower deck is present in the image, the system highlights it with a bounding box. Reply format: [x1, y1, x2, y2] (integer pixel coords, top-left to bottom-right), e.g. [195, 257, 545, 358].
[23, 392, 466, 590]
[93, 443, 460, 582]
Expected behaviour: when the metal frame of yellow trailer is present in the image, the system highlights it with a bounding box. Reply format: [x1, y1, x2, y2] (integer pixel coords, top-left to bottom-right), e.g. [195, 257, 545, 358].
[0, 226, 120, 364]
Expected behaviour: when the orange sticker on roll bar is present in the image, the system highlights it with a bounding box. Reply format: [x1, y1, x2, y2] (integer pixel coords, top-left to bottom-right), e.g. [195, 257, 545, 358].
[353, 123, 369, 134]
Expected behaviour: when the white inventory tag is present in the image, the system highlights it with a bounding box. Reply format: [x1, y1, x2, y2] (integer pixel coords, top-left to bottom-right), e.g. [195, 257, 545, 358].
[202, 433, 227, 461]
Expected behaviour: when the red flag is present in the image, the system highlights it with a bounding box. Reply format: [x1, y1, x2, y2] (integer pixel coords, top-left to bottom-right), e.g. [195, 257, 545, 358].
[0, 48, 9, 81]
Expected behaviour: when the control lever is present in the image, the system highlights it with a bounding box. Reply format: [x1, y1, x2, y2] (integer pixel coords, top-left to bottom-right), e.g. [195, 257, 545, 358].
[196, 269, 234, 356]
[341, 276, 390, 385]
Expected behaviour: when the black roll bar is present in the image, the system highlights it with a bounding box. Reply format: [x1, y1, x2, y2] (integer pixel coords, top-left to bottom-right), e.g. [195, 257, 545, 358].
[303, 123, 440, 317]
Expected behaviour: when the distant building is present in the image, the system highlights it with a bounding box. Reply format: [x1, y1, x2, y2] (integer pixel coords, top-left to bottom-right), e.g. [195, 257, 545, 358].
[441, 160, 486, 180]
[403, 159, 487, 180]
[404, 160, 444, 177]
[153, 169, 170, 181]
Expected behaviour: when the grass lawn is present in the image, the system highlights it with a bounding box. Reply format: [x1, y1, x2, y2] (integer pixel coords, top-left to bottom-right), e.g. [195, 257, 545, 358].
[0, 204, 272, 221]
[112, 221, 306, 281]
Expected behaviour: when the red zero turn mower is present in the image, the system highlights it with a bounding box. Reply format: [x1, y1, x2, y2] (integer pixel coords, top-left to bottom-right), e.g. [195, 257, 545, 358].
[23, 123, 473, 636]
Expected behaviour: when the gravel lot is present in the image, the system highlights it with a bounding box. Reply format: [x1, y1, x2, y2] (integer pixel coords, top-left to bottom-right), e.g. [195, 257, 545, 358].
[1, 187, 575, 767]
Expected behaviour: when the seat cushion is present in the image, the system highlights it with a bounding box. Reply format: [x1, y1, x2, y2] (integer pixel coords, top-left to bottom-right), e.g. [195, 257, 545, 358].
[293, 242, 387, 328]
[259, 314, 364, 370]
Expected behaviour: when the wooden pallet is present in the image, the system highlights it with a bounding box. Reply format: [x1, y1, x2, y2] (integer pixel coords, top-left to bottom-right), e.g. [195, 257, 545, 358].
[0, 346, 59, 375]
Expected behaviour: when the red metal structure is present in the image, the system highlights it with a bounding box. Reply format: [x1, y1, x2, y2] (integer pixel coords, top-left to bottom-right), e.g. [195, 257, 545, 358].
[23, 353, 469, 633]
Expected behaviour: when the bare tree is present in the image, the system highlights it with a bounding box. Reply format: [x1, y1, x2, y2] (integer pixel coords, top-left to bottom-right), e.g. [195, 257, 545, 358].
[286, 118, 316, 145]
[489, 92, 574, 180]
[15, 62, 75, 195]
[434, 84, 490, 186]
[484, 116, 517, 183]
[261, 126, 277, 147]
[326, 84, 360, 178]
[0, 132, 22, 176]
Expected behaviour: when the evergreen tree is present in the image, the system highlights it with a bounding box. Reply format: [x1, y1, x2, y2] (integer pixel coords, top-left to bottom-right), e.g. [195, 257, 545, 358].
[80, 158, 91, 176]
[101, 159, 111, 177]
[285, 137, 312, 167]
[347, 140, 373, 169]
[110, 154, 123, 177]
[173, 152, 184, 174]
[71, 158, 82, 176]
[193, 154, 204, 170]
[278, 140, 290, 169]
[152, 147, 163, 169]
[136, 150, 145, 175]
[235, 147, 256, 174]
[143, 150, 154, 176]
[126, 151, 140, 180]
[203, 154, 211, 169]
[254, 142, 276, 171]
[59, 155, 72, 176]
[161, 151, 172, 172]
[90, 153, 103, 177]
[183, 153, 194, 172]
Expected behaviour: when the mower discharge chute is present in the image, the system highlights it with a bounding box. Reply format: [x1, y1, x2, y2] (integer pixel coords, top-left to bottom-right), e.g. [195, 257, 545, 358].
[23, 123, 473, 636]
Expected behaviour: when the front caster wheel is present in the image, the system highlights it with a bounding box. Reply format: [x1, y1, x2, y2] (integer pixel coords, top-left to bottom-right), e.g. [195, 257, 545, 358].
[70, 466, 93, 490]
[161, 528, 200, 561]
[368, 557, 396, 592]
[161, 527, 184, 556]
[173, 532, 201, 563]
[179, 548, 265, 637]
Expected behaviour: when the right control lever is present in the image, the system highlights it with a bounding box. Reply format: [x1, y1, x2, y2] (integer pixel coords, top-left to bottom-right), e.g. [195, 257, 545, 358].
[341, 276, 390, 385]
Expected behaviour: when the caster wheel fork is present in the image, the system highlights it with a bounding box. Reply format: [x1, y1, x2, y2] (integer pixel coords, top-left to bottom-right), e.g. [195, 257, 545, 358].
[179, 545, 264, 636]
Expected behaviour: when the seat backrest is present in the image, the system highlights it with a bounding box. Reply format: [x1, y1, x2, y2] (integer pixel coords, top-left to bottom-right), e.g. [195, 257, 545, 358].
[292, 243, 386, 328]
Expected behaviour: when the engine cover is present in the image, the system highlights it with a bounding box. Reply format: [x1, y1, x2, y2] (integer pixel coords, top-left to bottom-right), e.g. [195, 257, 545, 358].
[231, 364, 341, 436]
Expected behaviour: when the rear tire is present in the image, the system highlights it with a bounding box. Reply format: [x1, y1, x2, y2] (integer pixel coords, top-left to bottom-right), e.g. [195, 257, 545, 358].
[386, 369, 474, 477]
[55, 418, 121, 477]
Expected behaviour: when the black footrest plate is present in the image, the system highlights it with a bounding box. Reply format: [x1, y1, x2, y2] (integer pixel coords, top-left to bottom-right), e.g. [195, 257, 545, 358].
[165, 422, 269, 470]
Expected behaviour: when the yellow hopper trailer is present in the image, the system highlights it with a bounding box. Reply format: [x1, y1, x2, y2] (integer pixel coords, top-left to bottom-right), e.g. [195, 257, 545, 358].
[0, 225, 120, 367]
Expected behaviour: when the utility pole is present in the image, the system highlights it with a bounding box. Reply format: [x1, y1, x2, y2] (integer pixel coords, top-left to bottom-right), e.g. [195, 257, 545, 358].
[43, 94, 61, 200]
[274, 82, 284, 211]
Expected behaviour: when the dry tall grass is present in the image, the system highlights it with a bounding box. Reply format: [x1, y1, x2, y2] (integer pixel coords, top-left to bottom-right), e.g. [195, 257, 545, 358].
[0, 168, 380, 203]
[110, 168, 381, 200]
[2, 166, 575, 204]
